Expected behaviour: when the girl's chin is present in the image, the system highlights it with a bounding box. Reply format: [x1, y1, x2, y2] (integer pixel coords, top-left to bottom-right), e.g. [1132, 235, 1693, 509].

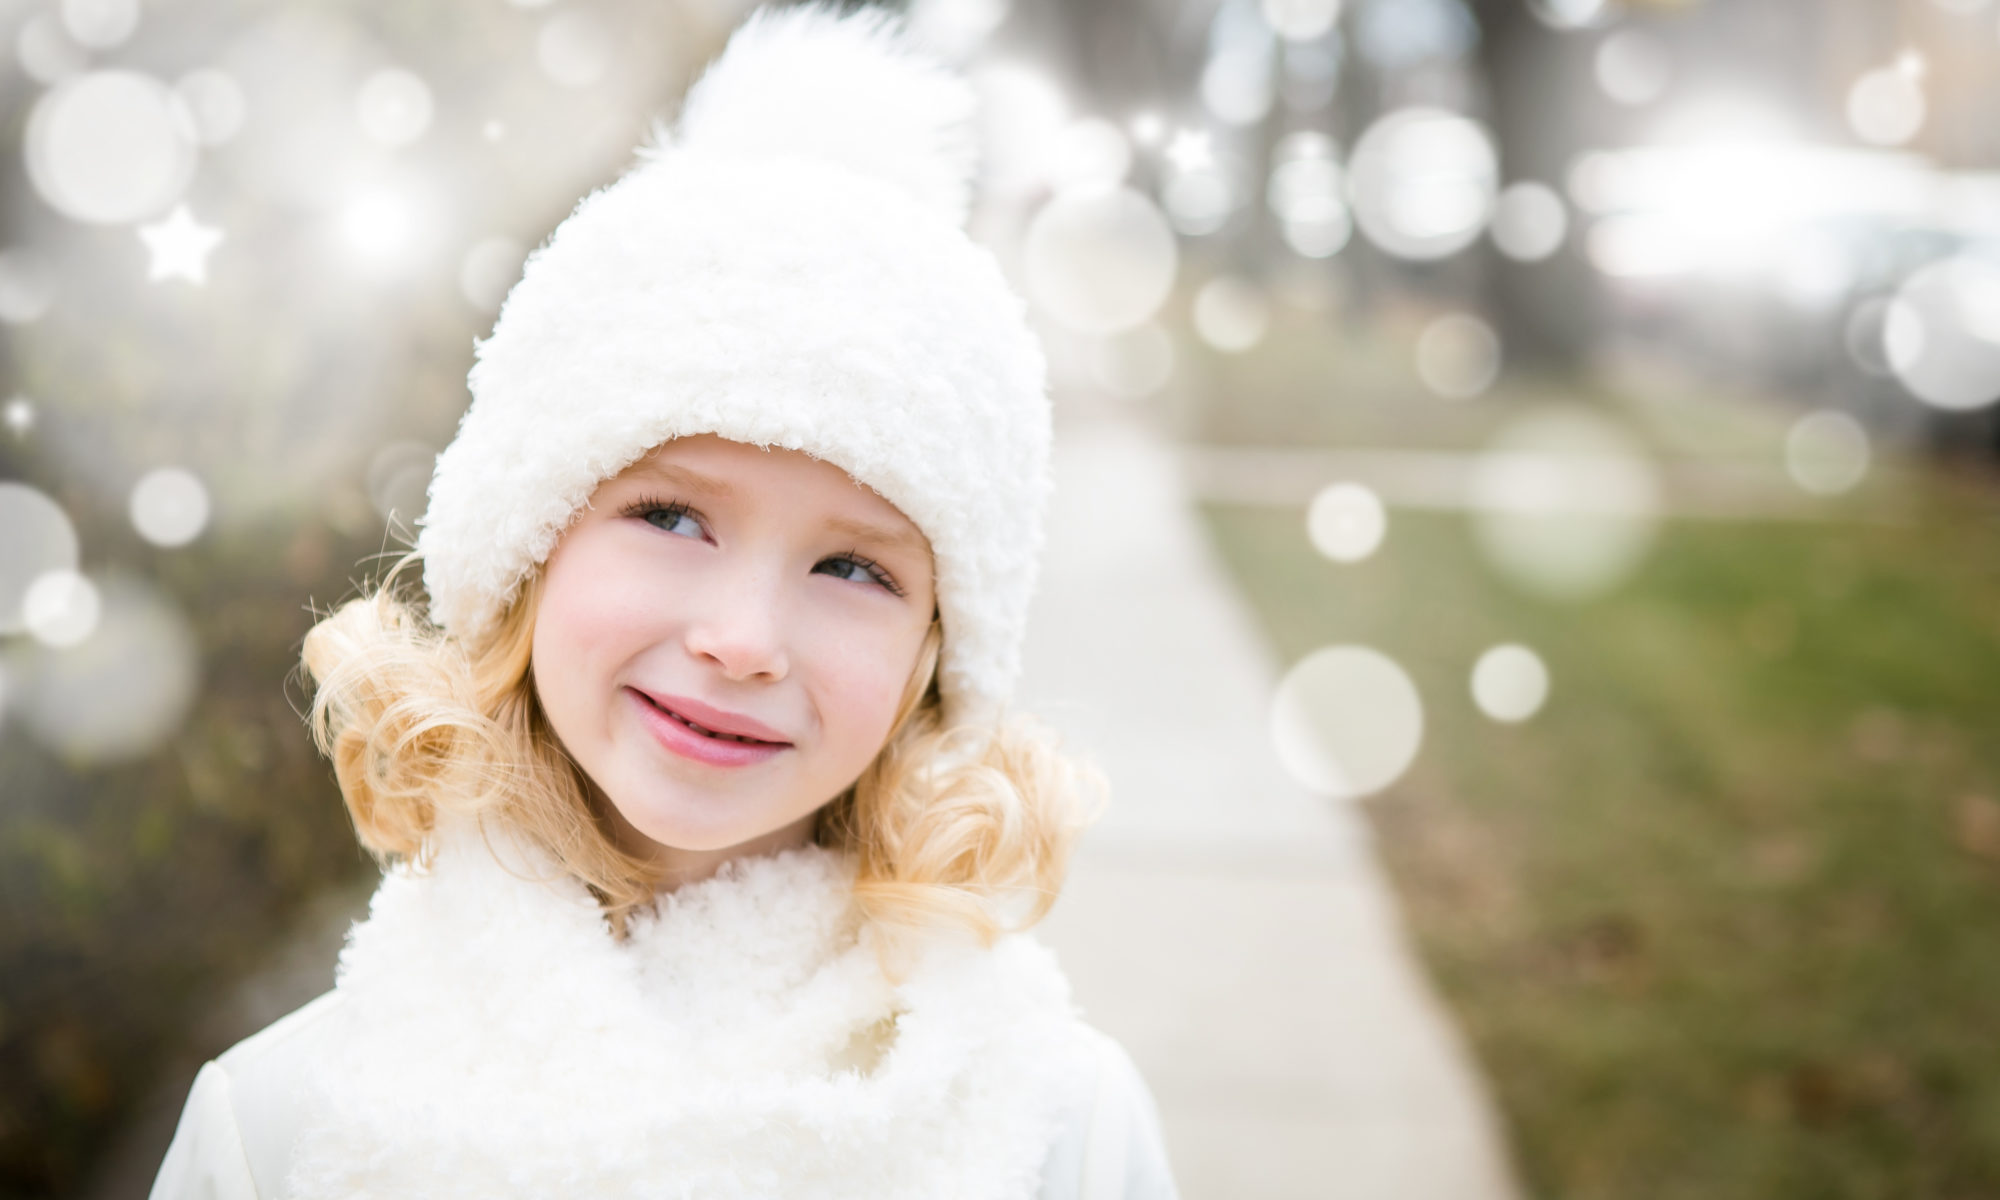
[607, 789, 781, 857]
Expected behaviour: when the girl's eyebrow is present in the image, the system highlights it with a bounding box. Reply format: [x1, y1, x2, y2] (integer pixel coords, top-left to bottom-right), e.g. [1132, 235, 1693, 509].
[823, 514, 931, 559]
[628, 460, 734, 497]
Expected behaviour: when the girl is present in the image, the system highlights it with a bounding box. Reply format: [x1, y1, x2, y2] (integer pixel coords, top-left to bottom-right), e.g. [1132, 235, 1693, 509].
[148, 3, 1179, 1198]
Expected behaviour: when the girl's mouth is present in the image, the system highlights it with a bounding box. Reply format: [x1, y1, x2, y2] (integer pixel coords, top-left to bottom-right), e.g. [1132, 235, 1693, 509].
[629, 690, 790, 767]
[656, 700, 780, 744]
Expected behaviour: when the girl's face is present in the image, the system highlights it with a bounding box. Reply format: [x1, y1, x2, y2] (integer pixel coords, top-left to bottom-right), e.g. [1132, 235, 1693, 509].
[530, 434, 936, 878]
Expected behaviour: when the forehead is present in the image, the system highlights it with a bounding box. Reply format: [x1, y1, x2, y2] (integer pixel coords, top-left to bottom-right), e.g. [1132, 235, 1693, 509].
[619, 436, 931, 557]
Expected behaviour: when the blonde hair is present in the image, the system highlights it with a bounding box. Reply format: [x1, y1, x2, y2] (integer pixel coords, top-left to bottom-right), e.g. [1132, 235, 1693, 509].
[296, 548, 1106, 966]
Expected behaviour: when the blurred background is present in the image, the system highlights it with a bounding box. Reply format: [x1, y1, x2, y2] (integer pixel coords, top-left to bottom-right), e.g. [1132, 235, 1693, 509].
[1, 0, 1997, 1195]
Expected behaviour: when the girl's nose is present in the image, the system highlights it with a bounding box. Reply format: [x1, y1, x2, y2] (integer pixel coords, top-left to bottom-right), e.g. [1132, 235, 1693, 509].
[681, 565, 790, 683]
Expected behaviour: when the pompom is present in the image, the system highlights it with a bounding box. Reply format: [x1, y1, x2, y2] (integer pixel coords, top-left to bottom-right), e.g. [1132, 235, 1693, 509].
[654, 1, 979, 228]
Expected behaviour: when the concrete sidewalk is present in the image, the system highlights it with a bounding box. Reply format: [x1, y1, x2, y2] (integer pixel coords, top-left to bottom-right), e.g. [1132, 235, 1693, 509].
[1021, 409, 1524, 1200]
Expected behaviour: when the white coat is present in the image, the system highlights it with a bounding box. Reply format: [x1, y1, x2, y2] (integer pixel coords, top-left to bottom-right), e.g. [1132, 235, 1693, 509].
[148, 816, 1178, 1200]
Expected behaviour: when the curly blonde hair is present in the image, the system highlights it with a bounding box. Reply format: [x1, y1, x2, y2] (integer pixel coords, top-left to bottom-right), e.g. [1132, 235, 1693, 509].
[295, 548, 1106, 965]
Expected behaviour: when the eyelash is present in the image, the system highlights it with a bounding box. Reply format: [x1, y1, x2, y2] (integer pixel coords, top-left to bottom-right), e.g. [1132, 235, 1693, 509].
[616, 492, 907, 597]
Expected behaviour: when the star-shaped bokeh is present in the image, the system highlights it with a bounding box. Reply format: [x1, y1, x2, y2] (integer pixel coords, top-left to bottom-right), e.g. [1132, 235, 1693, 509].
[138, 204, 225, 285]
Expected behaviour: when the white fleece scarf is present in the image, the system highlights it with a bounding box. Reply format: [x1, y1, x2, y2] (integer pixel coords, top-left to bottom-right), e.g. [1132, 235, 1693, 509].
[279, 814, 1092, 1199]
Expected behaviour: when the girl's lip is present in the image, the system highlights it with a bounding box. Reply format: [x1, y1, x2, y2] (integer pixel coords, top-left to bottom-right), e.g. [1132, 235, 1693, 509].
[632, 687, 791, 743]
[628, 689, 790, 768]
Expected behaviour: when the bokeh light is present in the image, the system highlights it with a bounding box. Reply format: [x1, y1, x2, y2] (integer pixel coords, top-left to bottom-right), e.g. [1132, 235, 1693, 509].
[1847, 64, 1926, 146]
[538, 10, 616, 89]
[1261, 0, 1341, 43]
[1202, 5, 1276, 130]
[1415, 312, 1501, 399]
[355, 67, 434, 147]
[1352, 0, 1478, 70]
[1594, 29, 1672, 106]
[1885, 255, 2000, 411]
[1306, 482, 1387, 563]
[1165, 126, 1212, 172]
[971, 61, 1068, 198]
[1773, 229, 1856, 313]
[340, 186, 426, 266]
[1043, 118, 1132, 190]
[1471, 643, 1550, 723]
[1564, 148, 1616, 211]
[25, 70, 199, 224]
[1468, 406, 1661, 600]
[129, 467, 212, 548]
[173, 68, 248, 146]
[1193, 275, 1270, 353]
[1489, 180, 1567, 261]
[24, 568, 100, 648]
[1784, 411, 1872, 496]
[61, 0, 140, 51]
[10, 570, 199, 764]
[1268, 132, 1351, 258]
[1583, 215, 1680, 279]
[139, 205, 225, 284]
[1271, 645, 1425, 800]
[1280, 194, 1350, 256]
[1527, 0, 1609, 31]
[2, 396, 32, 438]
[459, 235, 528, 314]
[1844, 297, 1895, 375]
[907, 0, 1010, 61]
[1202, 50, 1275, 126]
[1, 483, 80, 636]
[1162, 165, 1234, 237]
[1347, 106, 1497, 261]
[1564, 130, 1915, 285]
[1024, 183, 1178, 335]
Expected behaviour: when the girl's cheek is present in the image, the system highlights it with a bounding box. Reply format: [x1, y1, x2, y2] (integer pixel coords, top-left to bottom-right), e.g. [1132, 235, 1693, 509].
[570, 541, 689, 634]
[860, 634, 924, 722]
[808, 621, 911, 708]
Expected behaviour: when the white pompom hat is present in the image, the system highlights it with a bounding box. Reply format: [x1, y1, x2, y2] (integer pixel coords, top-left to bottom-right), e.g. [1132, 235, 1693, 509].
[414, 1, 1052, 727]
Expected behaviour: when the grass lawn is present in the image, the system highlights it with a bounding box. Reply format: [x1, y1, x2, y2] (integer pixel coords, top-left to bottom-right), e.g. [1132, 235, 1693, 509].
[1183, 305, 2000, 1198]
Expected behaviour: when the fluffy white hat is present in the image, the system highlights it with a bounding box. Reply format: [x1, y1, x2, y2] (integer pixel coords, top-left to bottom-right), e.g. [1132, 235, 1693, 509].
[415, 1, 1052, 726]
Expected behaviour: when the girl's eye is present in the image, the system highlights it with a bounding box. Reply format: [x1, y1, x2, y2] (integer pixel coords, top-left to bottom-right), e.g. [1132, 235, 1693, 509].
[620, 495, 704, 540]
[651, 506, 702, 539]
[620, 493, 904, 597]
[816, 553, 904, 596]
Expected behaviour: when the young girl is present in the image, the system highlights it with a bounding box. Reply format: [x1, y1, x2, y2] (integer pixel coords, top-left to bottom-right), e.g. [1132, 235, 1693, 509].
[148, 4, 1179, 1198]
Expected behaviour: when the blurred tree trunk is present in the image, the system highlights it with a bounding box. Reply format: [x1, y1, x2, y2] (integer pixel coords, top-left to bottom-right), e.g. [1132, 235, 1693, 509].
[1003, 0, 1180, 117]
[1465, 0, 1604, 373]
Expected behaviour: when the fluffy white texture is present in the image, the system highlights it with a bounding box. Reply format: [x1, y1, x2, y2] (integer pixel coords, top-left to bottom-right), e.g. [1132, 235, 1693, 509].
[664, 1, 979, 228]
[415, 4, 1051, 727]
[281, 812, 1094, 1198]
